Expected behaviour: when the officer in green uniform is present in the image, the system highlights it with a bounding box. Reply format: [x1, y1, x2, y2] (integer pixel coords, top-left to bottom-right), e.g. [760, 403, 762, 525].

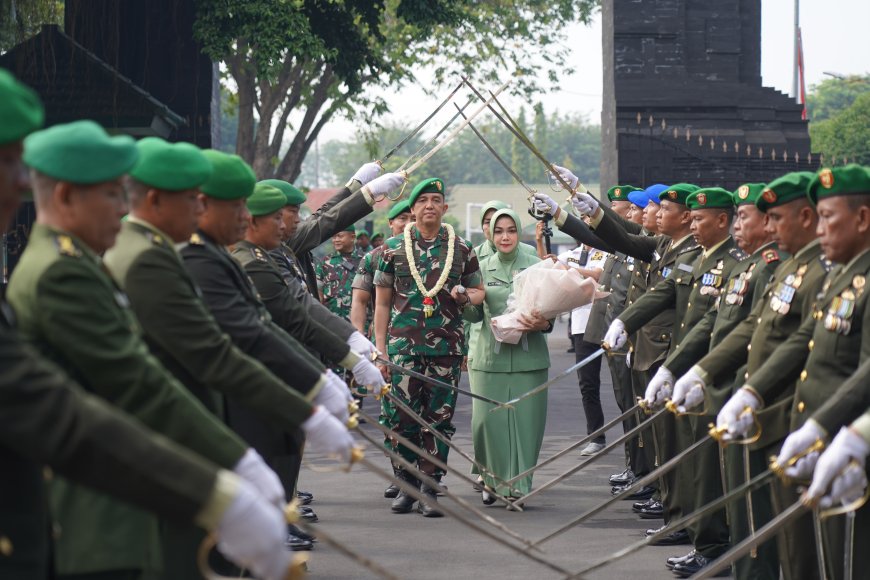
[373, 177, 484, 517]
[0, 67, 293, 580]
[316, 223, 360, 321]
[103, 141, 354, 564]
[719, 165, 870, 580]
[7, 120, 289, 580]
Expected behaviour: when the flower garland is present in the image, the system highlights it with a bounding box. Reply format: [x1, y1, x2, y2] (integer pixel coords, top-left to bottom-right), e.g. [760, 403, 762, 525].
[403, 222, 456, 318]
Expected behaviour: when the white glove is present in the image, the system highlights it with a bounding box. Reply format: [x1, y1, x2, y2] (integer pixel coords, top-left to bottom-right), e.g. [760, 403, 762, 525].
[671, 367, 707, 413]
[347, 330, 379, 358]
[776, 420, 826, 479]
[361, 172, 406, 198]
[644, 366, 674, 408]
[571, 191, 600, 216]
[807, 427, 870, 507]
[217, 478, 290, 580]
[351, 354, 387, 393]
[532, 193, 559, 216]
[313, 370, 352, 423]
[301, 406, 356, 462]
[603, 319, 628, 351]
[550, 164, 579, 190]
[232, 449, 284, 508]
[716, 387, 762, 441]
[351, 161, 382, 185]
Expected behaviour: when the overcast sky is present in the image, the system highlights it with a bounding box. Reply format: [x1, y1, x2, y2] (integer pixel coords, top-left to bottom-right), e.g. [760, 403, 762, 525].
[318, 0, 870, 142]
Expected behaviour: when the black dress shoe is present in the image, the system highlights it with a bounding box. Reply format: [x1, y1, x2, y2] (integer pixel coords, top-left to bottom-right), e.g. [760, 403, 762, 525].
[650, 529, 690, 546]
[288, 524, 316, 543]
[665, 549, 695, 570]
[645, 524, 667, 536]
[671, 552, 729, 577]
[298, 508, 319, 523]
[481, 489, 497, 505]
[296, 490, 314, 502]
[384, 483, 400, 498]
[418, 484, 444, 518]
[285, 532, 314, 551]
[626, 485, 656, 500]
[391, 470, 420, 514]
[637, 500, 664, 519]
[634, 498, 657, 513]
[609, 468, 635, 486]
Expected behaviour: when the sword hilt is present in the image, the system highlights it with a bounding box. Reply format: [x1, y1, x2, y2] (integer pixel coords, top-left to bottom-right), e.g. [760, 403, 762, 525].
[769, 438, 826, 482]
[708, 423, 729, 441]
[666, 396, 708, 417]
[346, 415, 359, 430]
[808, 461, 870, 517]
[347, 400, 360, 415]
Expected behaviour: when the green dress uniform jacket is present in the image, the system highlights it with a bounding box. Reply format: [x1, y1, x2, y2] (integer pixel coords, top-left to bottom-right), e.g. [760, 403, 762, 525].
[104, 220, 314, 428]
[6, 224, 247, 575]
[232, 239, 350, 364]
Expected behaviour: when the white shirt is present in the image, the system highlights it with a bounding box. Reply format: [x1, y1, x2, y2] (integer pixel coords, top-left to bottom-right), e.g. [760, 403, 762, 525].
[557, 245, 608, 335]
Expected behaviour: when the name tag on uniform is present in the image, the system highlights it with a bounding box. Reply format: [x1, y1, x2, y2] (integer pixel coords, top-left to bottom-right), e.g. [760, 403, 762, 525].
[487, 281, 507, 287]
[677, 263, 694, 273]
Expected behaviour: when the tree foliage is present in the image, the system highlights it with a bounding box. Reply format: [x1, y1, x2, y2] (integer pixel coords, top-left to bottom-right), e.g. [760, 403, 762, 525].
[806, 74, 870, 122]
[810, 92, 870, 165]
[0, 0, 63, 52]
[194, 0, 600, 181]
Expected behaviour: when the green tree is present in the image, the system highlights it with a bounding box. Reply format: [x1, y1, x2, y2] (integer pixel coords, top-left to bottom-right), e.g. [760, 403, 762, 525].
[810, 92, 870, 165]
[806, 74, 870, 122]
[195, 0, 600, 182]
[0, 0, 62, 52]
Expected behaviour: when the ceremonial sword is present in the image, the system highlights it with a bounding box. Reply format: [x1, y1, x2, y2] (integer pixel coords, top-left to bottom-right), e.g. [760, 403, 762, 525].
[373, 355, 504, 406]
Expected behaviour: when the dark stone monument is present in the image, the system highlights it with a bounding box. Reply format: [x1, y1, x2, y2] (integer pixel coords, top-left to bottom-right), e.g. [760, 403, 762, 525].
[601, 0, 815, 191]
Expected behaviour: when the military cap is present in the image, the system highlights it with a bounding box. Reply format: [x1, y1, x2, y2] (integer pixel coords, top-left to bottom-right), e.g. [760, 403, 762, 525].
[627, 189, 649, 208]
[200, 150, 256, 200]
[644, 184, 669, 205]
[732, 183, 766, 206]
[756, 171, 815, 212]
[258, 179, 306, 206]
[687, 187, 734, 210]
[607, 185, 641, 202]
[356, 229, 370, 238]
[247, 183, 287, 216]
[658, 183, 699, 205]
[408, 177, 444, 206]
[388, 199, 412, 220]
[130, 137, 212, 191]
[0, 68, 44, 145]
[341, 224, 356, 234]
[807, 165, 870, 204]
[24, 120, 138, 184]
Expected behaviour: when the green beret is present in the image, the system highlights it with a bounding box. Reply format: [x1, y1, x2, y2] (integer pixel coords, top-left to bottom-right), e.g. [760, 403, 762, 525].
[387, 199, 411, 220]
[732, 183, 766, 206]
[687, 187, 734, 210]
[23, 120, 138, 184]
[658, 183, 699, 205]
[200, 150, 256, 200]
[130, 137, 212, 191]
[408, 177, 444, 206]
[246, 183, 287, 216]
[258, 179, 306, 206]
[342, 224, 356, 234]
[807, 165, 870, 205]
[756, 171, 815, 212]
[0, 69, 44, 145]
[607, 185, 641, 202]
[356, 229, 370, 238]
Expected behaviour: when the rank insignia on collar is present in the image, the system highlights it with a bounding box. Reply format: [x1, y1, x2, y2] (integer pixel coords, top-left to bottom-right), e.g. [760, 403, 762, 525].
[762, 249, 779, 263]
[189, 233, 204, 245]
[253, 247, 268, 262]
[56, 235, 81, 257]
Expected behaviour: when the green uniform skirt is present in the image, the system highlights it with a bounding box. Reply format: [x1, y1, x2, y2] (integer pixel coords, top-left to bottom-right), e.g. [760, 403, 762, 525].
[469, 368, 548, 496]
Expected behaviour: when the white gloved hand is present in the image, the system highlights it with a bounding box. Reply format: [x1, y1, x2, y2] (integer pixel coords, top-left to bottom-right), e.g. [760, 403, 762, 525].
[716, 387, 762, 441]
[571, 191, 600, 216]
[361, 172, 406, 199]
[313, 370, 352, 423]
[550, 164, 579, 190]
[603, 319, 628, 351]
[232, 449, 285, 508]
[301, 406, 356, 462]
[351, 162, 382, 185]
[644, 366, 674, 408]
[806, 427, 870, 507]
[532, 193, 559, 217]
[347, 330, 379, 358]
[217, 478, 290, 580]
[671, 367, 707, 413]
[776, 420, 826, 479]
[351, 354, 387, 393]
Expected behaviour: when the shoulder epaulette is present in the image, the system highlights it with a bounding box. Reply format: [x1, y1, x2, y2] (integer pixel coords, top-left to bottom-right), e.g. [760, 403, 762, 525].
[762, 249, 779, 264]
[251, 247, 269, 263]
[729, 247, 747, 261]
[189, 233, 204, 245]
[54, 234, 82, 258]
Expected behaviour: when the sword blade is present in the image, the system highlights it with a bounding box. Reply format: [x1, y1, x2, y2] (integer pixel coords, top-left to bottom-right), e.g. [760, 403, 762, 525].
[528, 432, 714, 549]
[376, 356, 504, 406]
[491, 348, 606, 412]
[813, 506, 829, 580]
[293, 519, 400, 580]
[844, 511, 855, 580]
[694, 500, 808, 579]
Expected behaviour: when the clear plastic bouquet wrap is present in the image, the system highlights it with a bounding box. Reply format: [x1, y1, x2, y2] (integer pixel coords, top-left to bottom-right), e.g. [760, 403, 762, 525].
[491, 259, 609, 344]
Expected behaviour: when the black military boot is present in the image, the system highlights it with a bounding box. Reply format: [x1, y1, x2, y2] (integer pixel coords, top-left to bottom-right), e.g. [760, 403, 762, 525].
[390, 470, 419, 513]
[384, 465, 401, 499]
[418, 482, 444, 518]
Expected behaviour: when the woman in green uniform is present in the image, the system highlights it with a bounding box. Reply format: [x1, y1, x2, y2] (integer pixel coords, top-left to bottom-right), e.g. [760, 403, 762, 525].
[464, 209, 551, 503]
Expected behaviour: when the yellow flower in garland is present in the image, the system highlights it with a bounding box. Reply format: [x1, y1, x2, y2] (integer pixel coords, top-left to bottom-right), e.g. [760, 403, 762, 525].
[403, 222, 456, 318]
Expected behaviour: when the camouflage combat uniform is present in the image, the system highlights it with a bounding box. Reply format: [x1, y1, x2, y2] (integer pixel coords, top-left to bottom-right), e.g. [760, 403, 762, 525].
[315, 251, 360, 321]
[373, 226, 481, 477]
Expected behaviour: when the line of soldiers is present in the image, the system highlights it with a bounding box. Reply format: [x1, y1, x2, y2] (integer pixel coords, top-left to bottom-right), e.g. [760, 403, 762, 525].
[532, 162, 870, 579]
[0, 68, 413, 579]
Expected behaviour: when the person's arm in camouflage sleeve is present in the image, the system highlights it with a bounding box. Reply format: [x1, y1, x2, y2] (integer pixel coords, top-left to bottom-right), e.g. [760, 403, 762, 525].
[461, 244, 485, 304]
[350, 253, 375, 333]
[33, 261, 247, 468]
[121, 249, 314, 427]
[664, 306, 717, 377]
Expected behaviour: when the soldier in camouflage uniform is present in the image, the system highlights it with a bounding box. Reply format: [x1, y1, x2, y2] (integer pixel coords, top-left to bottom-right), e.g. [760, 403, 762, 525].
[373, 178, 484, 517]
[316, 224, 359, 322]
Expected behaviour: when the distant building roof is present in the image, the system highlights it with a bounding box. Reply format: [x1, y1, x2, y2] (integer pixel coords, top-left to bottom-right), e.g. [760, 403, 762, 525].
[303, 187, 395, 213]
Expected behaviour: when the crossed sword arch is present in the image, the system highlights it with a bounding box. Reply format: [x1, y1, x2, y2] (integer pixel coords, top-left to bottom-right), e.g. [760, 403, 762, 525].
[197, 80, 863, 580]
